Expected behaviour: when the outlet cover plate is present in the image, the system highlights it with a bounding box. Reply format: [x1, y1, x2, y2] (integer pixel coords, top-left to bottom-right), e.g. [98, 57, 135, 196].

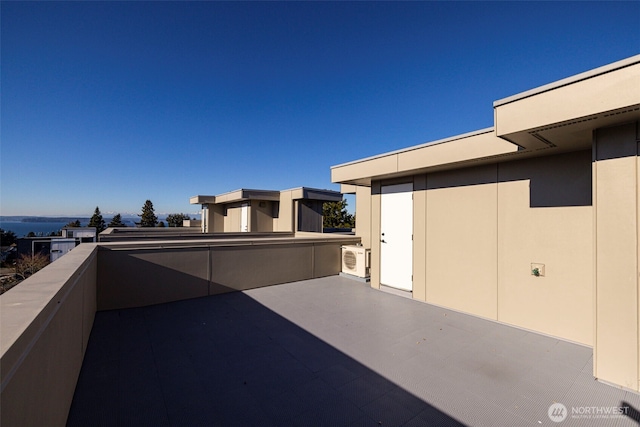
[531, 263, 545, 277]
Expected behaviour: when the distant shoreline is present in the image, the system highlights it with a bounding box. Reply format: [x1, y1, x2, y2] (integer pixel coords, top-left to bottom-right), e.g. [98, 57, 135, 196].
[0, 216, 90, 223]
[21, 217, 90, 223]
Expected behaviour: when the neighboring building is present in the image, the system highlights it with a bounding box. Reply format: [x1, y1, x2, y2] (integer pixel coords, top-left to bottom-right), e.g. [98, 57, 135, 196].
[190, 187, 343, 233]
[17, 237, 54, 259]
[182, 219, 202, 228]
[61, 227, 97, 243]
[17, 228, 97, 262]
[331, 55, 640, 391]
[50, 239, 76, 262]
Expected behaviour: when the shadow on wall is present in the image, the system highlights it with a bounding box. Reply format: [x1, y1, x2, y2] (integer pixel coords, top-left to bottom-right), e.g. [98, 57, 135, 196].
[391, 149, 593, 208]
[96, 241, 343, 310]
[68, 291, 465, 426]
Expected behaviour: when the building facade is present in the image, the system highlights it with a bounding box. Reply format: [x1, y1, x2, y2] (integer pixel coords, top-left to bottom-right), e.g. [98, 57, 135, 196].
[191, 187, 343, 233]
[331, 56, 640, 392]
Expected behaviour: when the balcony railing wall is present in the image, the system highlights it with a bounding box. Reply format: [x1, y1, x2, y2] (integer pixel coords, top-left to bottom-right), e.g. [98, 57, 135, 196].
[1, 244, 98, 427]
[0, 234, 359, 426]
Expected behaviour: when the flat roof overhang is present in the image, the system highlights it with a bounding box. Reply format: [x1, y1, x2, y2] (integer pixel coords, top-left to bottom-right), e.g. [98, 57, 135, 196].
[331, 55, 640, 186]
[190, 195, 217, 205]
[331, 128, 519, 186]
[494, 55, 640, 151]
[283, 187, 343, 202]
[213, 189, 281, 204]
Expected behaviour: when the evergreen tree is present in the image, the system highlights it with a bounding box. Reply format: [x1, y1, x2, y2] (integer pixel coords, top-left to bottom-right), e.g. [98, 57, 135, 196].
[88, 206, 106, 233]
[65, 220, 81, 227]
[139, 200, 158, 227]
[0, 229, 17, 245]
[166, 213, 189, 227]
[108, 213, 126, 228]
[323, 199, 355, 229]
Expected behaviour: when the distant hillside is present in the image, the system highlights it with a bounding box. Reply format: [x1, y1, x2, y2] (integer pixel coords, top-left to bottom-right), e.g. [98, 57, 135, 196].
[1, 216, 136, 223]
[19, 217, 91, 223]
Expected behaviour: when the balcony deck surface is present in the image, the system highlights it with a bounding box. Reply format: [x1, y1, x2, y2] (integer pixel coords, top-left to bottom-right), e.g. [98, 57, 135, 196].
[68, 276, 640, 426]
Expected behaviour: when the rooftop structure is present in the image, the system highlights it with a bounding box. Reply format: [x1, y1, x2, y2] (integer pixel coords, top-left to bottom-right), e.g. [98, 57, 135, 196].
[332, 55, 640, 394]
[190, 186, 343, 233]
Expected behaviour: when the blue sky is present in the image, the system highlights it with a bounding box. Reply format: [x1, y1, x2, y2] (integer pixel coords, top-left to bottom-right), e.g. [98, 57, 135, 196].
[1, 1, 638, 217]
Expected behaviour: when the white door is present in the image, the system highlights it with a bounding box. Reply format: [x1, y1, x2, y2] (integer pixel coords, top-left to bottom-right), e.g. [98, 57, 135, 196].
[380, 183, 413, 291]
[241, 203, 249, 232]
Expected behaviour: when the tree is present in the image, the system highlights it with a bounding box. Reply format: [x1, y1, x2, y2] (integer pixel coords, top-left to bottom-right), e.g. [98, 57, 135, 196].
[65, 220, 81, 227]
[158, 221, 166, 227]
[0, 229, 17, 246]
[166, 213, 190, 227]
[139, 200, 158, 227]
[88, 206, 106, 233]
[15, 253, 49, 279]
[323, 199, 355, 229]
[108, 213, 127, 228]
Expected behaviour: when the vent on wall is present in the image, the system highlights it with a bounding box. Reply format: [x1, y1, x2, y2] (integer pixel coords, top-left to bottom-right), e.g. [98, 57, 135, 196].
[341, 245, 370, 278]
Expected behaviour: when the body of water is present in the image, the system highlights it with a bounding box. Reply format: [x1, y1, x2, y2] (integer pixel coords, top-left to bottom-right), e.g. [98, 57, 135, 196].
[1, 218, 139, 238]
[0, 221, 72, 238]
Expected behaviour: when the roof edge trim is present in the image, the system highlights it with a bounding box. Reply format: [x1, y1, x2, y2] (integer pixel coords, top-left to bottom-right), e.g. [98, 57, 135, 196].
[214, 188, 279, 198]
[493, 55, 640, 108]
[331, 127, 495, 169]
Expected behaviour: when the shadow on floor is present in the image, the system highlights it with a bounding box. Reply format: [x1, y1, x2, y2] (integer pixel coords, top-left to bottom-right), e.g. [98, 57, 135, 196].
[67, 291, 465, 426]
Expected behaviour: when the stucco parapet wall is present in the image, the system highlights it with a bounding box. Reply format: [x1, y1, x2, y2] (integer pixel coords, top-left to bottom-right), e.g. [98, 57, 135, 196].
[96, 233, 361, 251]
[99, 230, 295, 242]
[331, 128, 518, 185]
[1, 243, 97, 427]
[0, 244, 97, 364]
[101, 227, 203, 235]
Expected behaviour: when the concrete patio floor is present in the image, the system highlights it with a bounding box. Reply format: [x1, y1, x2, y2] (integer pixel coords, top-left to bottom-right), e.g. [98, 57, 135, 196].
[68, 276, 640, 426]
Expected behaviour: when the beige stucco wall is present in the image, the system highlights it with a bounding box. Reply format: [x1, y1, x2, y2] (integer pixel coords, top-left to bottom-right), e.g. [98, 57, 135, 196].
[424, 165, 499, 320]
[97, 236, 360, 310]
[98, 246, 210, 310]
[355, 185, 372, 248]
[274, 190, 294, 232]
[593, 122, 639, 390]
[1, 244, 97, 427]
[252, 200, 275, 232]
[208, 204, 225, 232]
[368, 150, 594, 346]
[496, 152, 593, 345]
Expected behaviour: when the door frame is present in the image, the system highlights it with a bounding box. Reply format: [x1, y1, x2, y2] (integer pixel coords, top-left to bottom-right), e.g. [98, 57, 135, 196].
[380, 182, 414, 291]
